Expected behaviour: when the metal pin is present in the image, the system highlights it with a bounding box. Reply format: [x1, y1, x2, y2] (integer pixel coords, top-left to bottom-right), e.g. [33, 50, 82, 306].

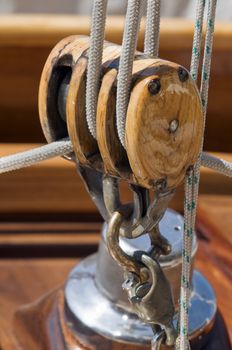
[169, 119, 179, 133]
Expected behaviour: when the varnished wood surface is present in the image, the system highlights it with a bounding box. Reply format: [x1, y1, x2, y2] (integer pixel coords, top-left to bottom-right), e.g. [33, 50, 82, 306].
[196, 196, 232, 343]
[97, 67, 124, 177]
[0, 15, 231, 152]
[125, 61, 203, 189]
[66, 40, 122, 169]
[39, 35, 91, 144]
[0, 195, 231, 347]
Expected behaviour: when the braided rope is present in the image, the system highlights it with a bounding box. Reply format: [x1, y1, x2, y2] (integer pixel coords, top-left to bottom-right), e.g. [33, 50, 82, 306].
[177, 1, 218, 349]
[116, 0, 144, 148]
[201, 153, 232, 177]
[86, 0, 108, 139]
[190, 0, 206, 81]
[0, 139, 73, 174]
[144, 0, 161, 57]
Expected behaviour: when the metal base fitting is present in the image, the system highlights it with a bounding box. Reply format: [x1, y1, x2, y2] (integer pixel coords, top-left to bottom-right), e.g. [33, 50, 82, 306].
[65, 209, 216, 345]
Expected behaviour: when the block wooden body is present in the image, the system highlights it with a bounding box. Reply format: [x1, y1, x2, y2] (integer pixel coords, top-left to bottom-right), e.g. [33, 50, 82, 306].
[39, 36, 203, 190]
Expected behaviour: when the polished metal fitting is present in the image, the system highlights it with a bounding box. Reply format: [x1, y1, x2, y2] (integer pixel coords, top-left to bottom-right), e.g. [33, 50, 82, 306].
[65, 209, 216, 346]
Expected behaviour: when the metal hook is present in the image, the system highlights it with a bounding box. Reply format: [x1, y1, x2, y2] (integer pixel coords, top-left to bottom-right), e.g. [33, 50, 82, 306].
[103, 174, 150, 228]
[77, 167, 150, 236]
[106, 210, 141, 275]
[78, 164, 109, 221]
[103, 174, 175, 240]
[78, 165, 174, 253]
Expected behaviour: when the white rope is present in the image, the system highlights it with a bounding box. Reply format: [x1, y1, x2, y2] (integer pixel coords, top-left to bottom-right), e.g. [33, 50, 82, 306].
[177, 2, 207, 347]
[190, 0, 206, 82]
[0, 139, 230, 185]
[86, 0, 108, 139]
[144, 0, 161, 57]
[201, 153, 232, 177]
[177, 1, 218, 349]
[116, 0, 144, 148]
[0, 140, 73, 174]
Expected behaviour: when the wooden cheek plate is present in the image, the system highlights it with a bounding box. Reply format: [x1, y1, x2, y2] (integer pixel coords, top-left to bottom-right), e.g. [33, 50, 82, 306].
[39, 35, 91, 144]
[125, 61, 203, 190]
[96, 57, 155, 179]
[66, 42, 122, 169]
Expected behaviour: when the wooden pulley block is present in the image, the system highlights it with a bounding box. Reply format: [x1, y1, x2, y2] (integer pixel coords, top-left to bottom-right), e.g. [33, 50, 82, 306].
[98, 57, 203, 190]
[39, 35, 123, 168]
[125, 60, 203, 190]
[39, 36, 203, 190]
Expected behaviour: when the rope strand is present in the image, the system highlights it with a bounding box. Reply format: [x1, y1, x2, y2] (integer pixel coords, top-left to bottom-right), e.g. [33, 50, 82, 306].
[144, 0, 161, 57]
[190, 0, 207, 82]
[201, 153, 232, 177]
[86, 0, 108, 139]
[177, 1, 218, 349]
[0, 139, 73, 174]
[116, 0, 144, 148]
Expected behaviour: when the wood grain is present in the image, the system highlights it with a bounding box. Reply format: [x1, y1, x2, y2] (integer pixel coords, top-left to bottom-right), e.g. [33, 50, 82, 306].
[196, 195, 232, 342]
[96, 68, 128, 177]
[67, 41, 122, 169]
[67, 56, 99, 166]
[46, 35, 204, 189]
[126, 61, 203, 190]
[39, 35, 90, 145]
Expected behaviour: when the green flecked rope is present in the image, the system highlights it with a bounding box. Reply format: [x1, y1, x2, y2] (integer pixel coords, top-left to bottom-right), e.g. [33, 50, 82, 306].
[176, 1, 218, 349]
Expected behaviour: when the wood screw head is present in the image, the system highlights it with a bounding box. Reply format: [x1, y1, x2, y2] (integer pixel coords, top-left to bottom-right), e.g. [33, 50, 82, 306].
[178, 67, 189, 82]
[148, 78, 161, 95]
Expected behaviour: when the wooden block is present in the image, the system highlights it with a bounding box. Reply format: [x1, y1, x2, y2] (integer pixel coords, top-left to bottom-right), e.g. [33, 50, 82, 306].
[126, 61, 203, 189]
